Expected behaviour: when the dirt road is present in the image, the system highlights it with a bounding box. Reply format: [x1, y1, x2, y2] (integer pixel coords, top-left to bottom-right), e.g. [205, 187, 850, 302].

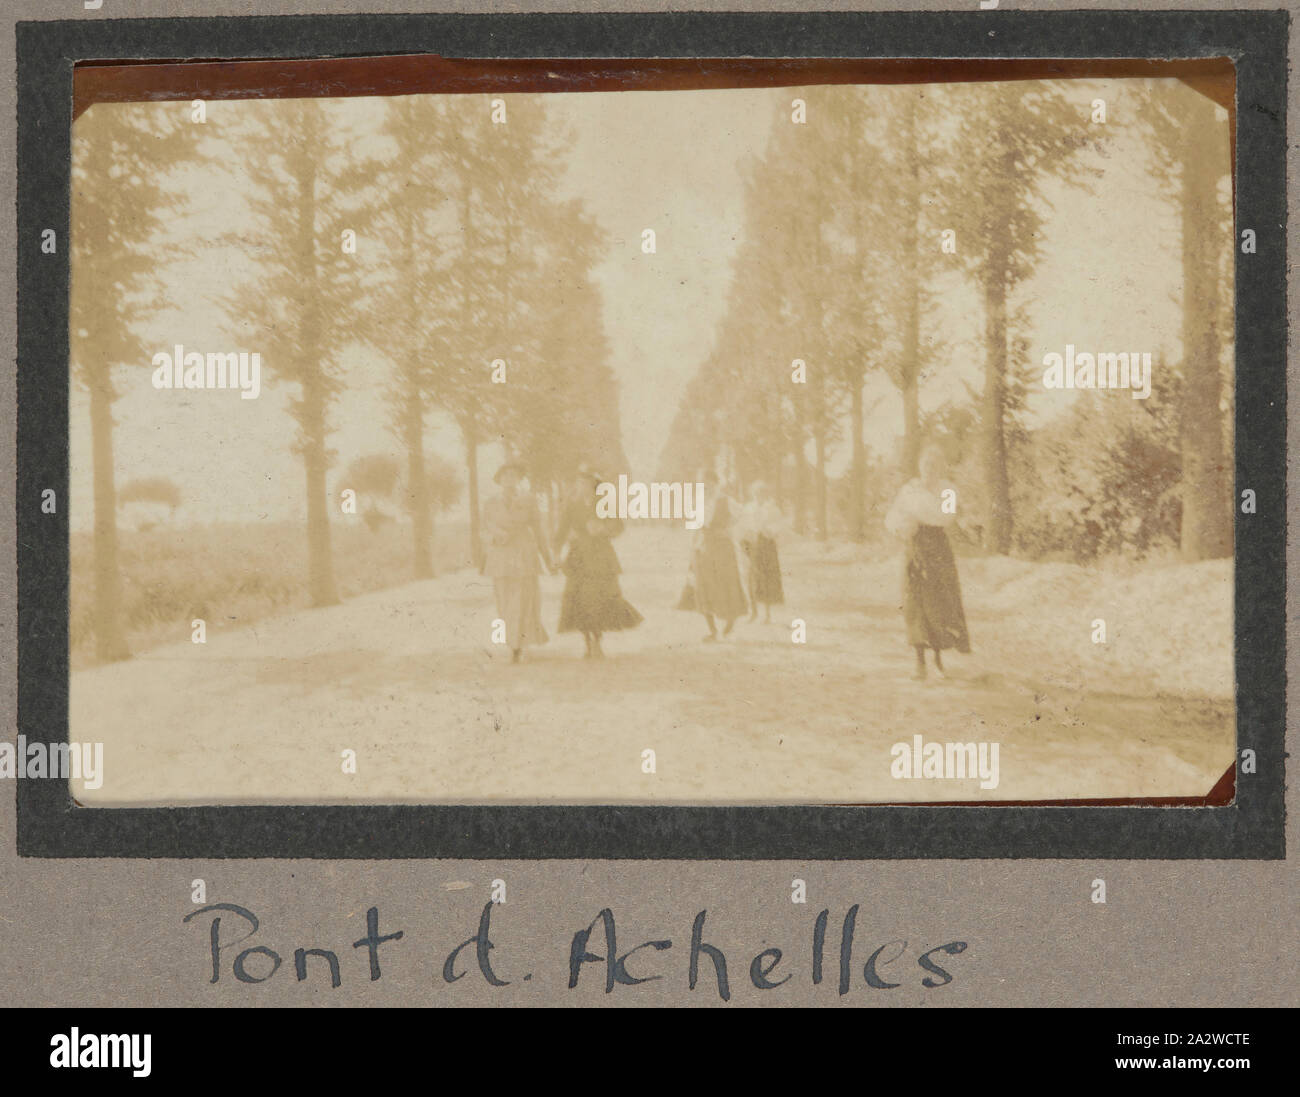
[70, 526, 1234, 805]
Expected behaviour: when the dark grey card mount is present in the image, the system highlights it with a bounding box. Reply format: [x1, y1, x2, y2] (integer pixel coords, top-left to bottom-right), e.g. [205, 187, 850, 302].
[16, 11, 1286, 858]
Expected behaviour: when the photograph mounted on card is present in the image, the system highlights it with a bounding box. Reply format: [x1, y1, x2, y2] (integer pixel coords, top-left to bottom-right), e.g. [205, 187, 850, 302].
[16, 10, 1285, 857]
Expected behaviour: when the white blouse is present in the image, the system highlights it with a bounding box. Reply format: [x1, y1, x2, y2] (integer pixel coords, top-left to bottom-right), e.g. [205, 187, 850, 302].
[737, 499, 786, 542]
[884, 478, 958, 539]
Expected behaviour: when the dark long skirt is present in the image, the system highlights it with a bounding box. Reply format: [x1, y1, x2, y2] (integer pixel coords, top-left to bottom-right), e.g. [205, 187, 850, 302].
[559, 537, 643, 634]
[695, 532, 748, 621]
[742, 534, 784, 605]
[903, 524, 970, 653]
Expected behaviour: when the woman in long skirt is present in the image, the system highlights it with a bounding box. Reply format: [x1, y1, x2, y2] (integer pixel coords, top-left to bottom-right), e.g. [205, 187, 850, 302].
[690, 493, 749, 641]
[482, 461, 553, 664]
[884, 444, 970, 680]
[554, 470, 643, 659]
[737, 480, 785, 624]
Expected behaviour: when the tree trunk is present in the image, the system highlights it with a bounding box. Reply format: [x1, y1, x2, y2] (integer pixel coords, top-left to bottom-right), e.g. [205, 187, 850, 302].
[459, 171, 486, 572]
[88, 377, 130, 662]
[1178, 94, 1232, 561]
[767, 433, 784, 521]
[899, 86, 923, 481]
[302, 414, 339, 608]
[396, 131, 434, 581]
[901, 378, 920, 481]
[810, 354, 828, 542]
[464, 420, 482, 568]
[850, 375, 866, 542]
[404, 397, 433, 579]
[815, 426, 828, 543]
[792, 399, 808, 536]
[981, 255, 1013, 555]
[296, 106, 339, 608]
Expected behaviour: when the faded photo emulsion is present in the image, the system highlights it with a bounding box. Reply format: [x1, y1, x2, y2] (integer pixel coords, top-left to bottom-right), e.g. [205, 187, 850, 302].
[67, 70, 1236, 805]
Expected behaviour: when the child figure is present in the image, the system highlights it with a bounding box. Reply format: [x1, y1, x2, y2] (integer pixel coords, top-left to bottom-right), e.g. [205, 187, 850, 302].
[736, 480, 786, 624]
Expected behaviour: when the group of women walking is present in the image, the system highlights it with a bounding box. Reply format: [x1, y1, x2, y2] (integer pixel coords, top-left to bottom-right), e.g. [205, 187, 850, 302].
[678, 481, 786, 640]
[482, 464, 642, 662]
[482, 464, 790, 662]
[483, 443, 970, 676]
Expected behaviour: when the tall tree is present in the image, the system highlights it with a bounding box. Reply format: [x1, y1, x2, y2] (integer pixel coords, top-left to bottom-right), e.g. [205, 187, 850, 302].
[1144, 84, 1233, 561]
[512, 199, 625, 490]
[819, 88, 899, 539]
[350, 96, 463, 579]
[221, 99, 354, 605]
[438, 111, 517, 565]
[70, 104, 198, 661]
[894, 85, 926, 481]
[939, 81, 1093, 553]
[742, 120, 836, 538]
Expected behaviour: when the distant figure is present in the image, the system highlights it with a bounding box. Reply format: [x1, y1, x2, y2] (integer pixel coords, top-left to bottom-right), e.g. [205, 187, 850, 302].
[736, 480, 786, 624]
[482, 461, 553, 664]
[690, 493, 749, 641]
[554, 470, 643, 659]
[884, 444, 970, 680]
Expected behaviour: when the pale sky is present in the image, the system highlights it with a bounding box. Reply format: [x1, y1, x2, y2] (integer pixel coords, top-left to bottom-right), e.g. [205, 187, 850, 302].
[548, 88, 775, 480]
[69, 78, 1228, 529]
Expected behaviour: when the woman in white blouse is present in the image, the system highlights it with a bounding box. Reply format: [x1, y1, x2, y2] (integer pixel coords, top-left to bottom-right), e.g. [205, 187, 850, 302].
[884, 444, 970, 680]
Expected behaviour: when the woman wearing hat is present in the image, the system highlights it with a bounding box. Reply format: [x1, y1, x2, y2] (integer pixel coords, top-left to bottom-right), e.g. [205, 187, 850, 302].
[884, 442, 970, 680]
[482, 460, 554, 663]
[553, 468, 643, 659]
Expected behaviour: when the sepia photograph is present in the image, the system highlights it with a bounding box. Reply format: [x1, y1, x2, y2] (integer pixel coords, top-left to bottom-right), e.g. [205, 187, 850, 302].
[65, 63, 1236, 806]
[7, 0, 1292, 1034]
